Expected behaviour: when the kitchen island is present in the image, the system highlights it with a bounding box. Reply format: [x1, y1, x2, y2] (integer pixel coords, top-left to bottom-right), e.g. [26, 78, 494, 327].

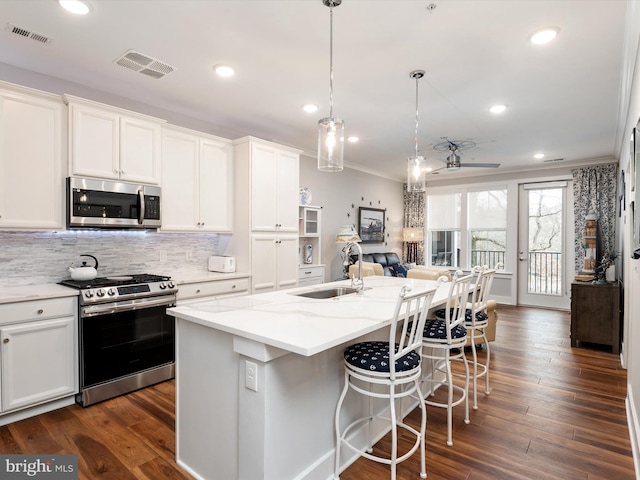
[168, 276, 450, 480]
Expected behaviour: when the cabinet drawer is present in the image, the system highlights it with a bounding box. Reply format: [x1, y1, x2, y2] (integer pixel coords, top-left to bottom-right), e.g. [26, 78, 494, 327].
[0, 297, 76, 326]
[298, 265, 324, 279]
[177, 278, 250, 301]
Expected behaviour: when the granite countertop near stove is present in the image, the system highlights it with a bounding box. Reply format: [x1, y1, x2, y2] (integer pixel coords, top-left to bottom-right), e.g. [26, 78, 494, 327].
[0, 284, 80, 305]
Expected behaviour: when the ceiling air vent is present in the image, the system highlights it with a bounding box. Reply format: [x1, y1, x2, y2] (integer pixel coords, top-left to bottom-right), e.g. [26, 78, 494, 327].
[114, 50, 176, 79]
[5, 23, 53, 45]
[543, 158, 566, 163]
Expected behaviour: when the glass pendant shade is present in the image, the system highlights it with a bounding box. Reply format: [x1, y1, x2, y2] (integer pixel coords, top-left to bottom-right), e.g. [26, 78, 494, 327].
[318, 117, 344, 171]
[407, 155, 426, 192]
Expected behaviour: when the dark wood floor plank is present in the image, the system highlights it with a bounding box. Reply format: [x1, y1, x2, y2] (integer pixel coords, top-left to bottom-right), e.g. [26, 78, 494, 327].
[0, 305, 634, 480]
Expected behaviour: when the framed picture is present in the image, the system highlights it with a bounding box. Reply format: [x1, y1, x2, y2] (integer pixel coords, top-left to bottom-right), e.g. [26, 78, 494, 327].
[358, 207, 386, 244]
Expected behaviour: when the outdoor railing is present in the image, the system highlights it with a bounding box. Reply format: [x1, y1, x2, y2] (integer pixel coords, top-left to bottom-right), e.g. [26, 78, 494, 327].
[471, 250, 506, 268]
[528, 251, 562, 295]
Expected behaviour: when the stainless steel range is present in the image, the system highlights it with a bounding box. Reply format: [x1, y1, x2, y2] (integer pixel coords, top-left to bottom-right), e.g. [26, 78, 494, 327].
[60, 274, 177, 407]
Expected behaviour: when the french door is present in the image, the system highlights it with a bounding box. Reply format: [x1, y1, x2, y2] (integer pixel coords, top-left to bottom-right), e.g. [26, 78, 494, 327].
[517, 182, 572, 309]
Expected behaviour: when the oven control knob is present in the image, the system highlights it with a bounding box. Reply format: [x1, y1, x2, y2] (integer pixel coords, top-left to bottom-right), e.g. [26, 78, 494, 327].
[84, 290, 94, 298]
[159, 282, 166, 289]
[168, 281, 175, 289]
[107, 288, 116, 296]
[96, 289, 105, 297]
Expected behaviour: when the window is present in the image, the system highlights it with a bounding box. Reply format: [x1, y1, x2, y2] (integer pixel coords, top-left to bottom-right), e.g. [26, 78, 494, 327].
[427, 193, 461, 267]
[468, 189, 507, 269]
[426, 187, 507, 269]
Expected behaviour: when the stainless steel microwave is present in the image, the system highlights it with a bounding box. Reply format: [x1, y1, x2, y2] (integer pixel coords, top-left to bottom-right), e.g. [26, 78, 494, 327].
[67, 177, 161, 228]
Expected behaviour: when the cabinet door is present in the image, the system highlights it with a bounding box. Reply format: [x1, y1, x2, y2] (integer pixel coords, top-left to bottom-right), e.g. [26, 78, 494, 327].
[250, 143, 278, 232]
[276, 235, 299, 290]
[251, 234, 278, 294]
[160, 130, 199, 231]
[199, 138, 233, 232]
[276, 151, 300, 232]
[0, 91, 64, 229]
[120, 116, 161, 184]
[1, 317, 76, 412]
[69, 104, 120, 180]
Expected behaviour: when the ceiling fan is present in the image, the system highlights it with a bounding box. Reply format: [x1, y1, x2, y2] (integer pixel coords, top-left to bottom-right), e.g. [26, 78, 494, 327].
[431, 138, 500, 172]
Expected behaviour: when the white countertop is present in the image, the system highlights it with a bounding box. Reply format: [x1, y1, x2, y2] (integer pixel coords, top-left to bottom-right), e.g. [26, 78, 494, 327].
[168, 276, 450, 357]
[0, 284, 79, 305]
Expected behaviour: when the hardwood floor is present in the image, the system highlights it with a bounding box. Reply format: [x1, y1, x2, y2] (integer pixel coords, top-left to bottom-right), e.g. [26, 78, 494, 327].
[0, 305, 635, 479]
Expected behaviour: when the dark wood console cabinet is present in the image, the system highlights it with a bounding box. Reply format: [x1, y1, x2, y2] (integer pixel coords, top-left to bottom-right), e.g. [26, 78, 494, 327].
[570, 281, 620, 354]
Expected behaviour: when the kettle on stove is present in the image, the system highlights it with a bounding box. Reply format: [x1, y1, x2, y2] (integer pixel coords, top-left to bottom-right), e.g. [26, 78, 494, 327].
[68, 254, 99, 281]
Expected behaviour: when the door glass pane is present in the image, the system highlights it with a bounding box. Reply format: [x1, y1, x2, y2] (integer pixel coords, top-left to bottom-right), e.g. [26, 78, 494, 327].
[527, 188, 563, 295]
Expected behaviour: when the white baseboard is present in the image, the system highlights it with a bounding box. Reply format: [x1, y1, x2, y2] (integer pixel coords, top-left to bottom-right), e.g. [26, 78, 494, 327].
[626, 386, 640, 479]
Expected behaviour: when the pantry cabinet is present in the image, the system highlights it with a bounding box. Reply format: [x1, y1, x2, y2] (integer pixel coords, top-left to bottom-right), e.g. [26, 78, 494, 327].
[0, 83, 65, 229]
[249, 141, 299, 233]
[231, 137, 302, 293]
[251, 234, 299, 293]
[0, 297, 77, 418]
[64, 95, 164, 185]
[161, 126, 233, 232]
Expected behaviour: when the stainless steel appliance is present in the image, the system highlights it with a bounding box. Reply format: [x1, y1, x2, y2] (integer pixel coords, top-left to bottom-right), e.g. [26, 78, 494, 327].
[59, 274, 177, 406]
[67, 177, 161, 228]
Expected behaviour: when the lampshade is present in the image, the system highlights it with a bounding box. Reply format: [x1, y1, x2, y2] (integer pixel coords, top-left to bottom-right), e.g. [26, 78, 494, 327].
[402, 227, 424, 242]
[406, 70, 427, 192]
[317, 0, 344, 172]
[336, 225, 361, 243]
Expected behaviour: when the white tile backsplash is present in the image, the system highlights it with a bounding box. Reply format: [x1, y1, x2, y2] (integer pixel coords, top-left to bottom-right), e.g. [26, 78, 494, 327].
[0, 231, 221, 286]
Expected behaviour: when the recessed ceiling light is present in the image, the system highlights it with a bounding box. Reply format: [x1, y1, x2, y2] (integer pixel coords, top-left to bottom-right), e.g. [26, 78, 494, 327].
[529, 27, 560, 45]
[423, 166, 433, 173]
[58, 0, 91, 15]
[347, 136, 359, 143]
[303, 104, 318, 113]
[534, 153, 545, 159]
[213, 64, 235, 77]
[489, 104, 507, 114]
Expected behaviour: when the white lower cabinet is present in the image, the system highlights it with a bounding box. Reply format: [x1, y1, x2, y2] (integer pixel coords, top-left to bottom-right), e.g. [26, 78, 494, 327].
[251, 234, 298, 294]
[298, 265, 326, 287]
[176, 277, 250, 305]
[0, 297, 77, 416]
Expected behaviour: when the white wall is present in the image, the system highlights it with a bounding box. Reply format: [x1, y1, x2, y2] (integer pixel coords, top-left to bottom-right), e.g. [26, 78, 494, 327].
[620, 1, 640, 475]
[299, 154, 404, 281]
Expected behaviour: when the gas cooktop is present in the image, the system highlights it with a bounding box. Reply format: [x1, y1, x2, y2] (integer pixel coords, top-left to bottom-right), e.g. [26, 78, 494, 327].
[59, 273, 171, 290]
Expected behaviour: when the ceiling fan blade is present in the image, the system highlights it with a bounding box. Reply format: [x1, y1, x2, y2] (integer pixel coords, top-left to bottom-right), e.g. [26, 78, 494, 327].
[458, 162, 501, 168]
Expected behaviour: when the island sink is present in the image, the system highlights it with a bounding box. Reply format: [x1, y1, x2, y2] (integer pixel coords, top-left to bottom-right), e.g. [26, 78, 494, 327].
[294, 286, 361, 299]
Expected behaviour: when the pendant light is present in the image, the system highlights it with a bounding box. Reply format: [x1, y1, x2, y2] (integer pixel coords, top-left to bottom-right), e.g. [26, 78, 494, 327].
[407, 69, 427, 192]
[317, 0, 344, 172]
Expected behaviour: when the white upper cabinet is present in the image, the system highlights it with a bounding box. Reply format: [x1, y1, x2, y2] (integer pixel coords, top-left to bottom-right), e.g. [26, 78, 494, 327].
[249, 141, 299, 233]
[0, 83, 65, 230]
[160, 126, 233, 232]
[64, 95, 164, 185]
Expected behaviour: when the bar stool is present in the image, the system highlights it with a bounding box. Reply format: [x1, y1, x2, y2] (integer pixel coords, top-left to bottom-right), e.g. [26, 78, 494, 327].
[466, 266, 496, 409]
[334, 284, 437, 480]
[421, 271, 474, 447]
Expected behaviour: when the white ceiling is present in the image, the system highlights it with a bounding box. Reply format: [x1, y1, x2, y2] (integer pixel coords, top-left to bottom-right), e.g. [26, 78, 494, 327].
[0, 0, 628, 182]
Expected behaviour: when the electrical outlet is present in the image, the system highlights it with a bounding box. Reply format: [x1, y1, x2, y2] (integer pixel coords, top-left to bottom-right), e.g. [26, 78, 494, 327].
[186, 250, 193, 261]
[245, 360, 258, 392]
[159, 250, 167, 262]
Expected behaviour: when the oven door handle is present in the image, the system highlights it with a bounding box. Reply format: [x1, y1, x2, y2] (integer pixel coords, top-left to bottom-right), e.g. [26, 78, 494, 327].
[82, 295, 176, 317]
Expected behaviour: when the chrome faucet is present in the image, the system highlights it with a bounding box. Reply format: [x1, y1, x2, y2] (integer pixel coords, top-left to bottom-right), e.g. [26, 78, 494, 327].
[345, 241, 364, 294]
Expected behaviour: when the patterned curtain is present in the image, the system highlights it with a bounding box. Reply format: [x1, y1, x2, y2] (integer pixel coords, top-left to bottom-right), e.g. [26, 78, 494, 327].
[572, 164, 617, 272]
[403, 184, 425, 264]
